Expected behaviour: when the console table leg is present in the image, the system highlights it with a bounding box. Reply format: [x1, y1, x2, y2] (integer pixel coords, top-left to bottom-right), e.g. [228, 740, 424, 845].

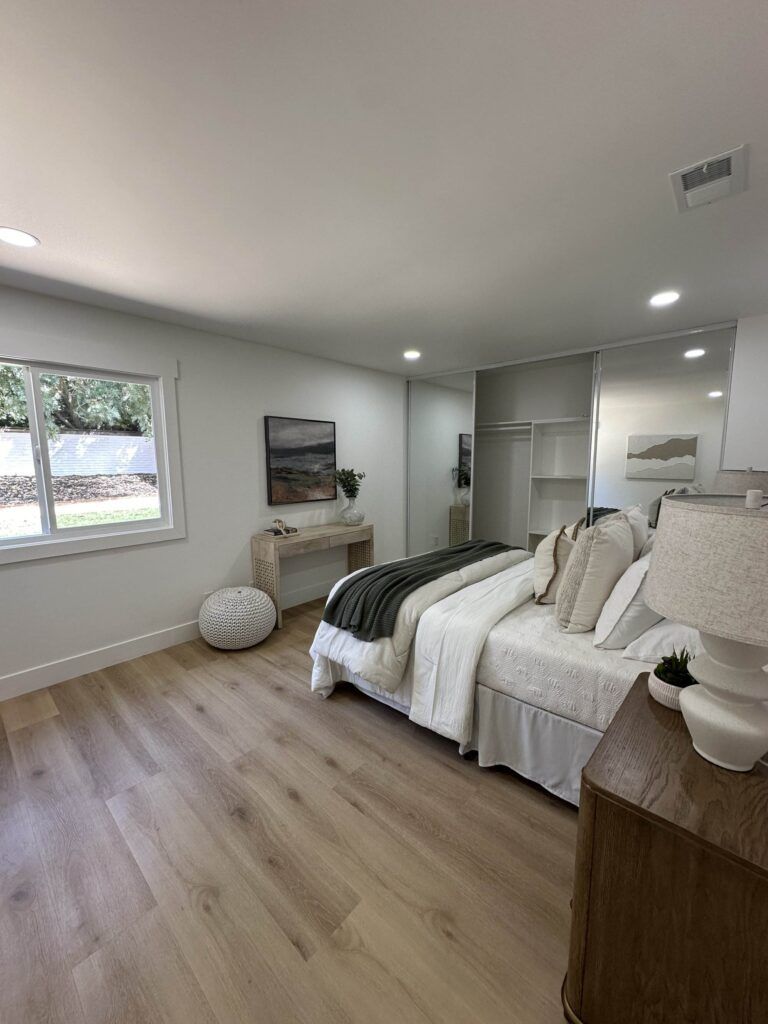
[347, 538, 374, 574]
[253, 553, 281, 627]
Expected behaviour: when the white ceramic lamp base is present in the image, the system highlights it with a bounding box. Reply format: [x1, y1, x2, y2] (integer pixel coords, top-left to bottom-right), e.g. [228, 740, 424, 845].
[681, 632, 768, 772]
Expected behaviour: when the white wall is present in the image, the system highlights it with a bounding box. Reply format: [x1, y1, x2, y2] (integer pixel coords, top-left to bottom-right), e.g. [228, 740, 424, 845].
[0, 286, 406, 694]
[723, 314, 768, 471]
[407, 379, 473, 554]
[594, 329, 733, 513]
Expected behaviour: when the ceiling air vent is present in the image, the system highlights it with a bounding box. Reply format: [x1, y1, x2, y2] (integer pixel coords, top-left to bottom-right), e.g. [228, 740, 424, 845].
[670, 145, 747, 212]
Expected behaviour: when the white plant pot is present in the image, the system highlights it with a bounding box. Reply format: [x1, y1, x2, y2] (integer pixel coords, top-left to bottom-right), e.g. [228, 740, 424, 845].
[647, 669, 684, 711]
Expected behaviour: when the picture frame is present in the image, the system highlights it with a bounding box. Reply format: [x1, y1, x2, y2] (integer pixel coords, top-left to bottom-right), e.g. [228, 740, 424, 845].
[264, 415, 337, 505]
[625, 433, 698, 481]
[458, 433, 472, 480]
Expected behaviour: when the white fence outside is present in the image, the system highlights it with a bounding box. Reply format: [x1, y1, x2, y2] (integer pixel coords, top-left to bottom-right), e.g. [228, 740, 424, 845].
[0, 431, 157, 477]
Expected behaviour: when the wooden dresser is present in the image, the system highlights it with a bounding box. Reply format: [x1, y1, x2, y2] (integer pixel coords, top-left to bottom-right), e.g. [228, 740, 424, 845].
[564, 675, 768, 1024]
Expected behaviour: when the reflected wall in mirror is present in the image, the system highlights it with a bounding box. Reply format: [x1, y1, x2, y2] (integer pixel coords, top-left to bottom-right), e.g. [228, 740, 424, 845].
[593, 328, 733, 518]
[407, 373, 474, 555]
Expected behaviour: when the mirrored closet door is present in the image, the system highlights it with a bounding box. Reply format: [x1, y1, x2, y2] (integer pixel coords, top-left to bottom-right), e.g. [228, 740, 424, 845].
[592, 327, 734, 517]
[407, 372, 475, 555]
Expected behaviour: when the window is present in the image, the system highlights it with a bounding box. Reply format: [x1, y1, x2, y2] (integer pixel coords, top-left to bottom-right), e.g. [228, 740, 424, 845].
[0, 358, 185, 563]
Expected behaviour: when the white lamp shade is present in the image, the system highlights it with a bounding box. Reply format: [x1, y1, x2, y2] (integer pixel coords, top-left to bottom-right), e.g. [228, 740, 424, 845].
[645, 495, 768, 647]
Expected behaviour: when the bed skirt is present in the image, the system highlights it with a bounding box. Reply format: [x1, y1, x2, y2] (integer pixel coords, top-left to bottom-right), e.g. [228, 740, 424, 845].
[460, 684, 603, 806]
[344, 671, 600, 806]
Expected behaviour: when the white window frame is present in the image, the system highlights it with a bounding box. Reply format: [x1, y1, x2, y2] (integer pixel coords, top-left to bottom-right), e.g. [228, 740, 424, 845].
[0, 355, 186, 564]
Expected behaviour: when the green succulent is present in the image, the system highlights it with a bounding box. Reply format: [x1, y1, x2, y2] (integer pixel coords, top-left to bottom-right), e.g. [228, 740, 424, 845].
[654, 647, 696, 688]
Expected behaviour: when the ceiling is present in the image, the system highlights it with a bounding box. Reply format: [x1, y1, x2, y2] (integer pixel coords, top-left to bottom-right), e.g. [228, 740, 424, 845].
[2, 1, 768, 377]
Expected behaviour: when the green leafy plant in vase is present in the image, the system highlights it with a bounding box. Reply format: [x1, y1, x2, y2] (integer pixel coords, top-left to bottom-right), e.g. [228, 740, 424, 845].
[648, 646, 696, 711]
[336, 468, 366, 525]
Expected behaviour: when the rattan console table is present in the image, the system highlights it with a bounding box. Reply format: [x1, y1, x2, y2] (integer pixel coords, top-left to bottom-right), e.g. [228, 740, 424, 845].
[251, 523, 374, 627]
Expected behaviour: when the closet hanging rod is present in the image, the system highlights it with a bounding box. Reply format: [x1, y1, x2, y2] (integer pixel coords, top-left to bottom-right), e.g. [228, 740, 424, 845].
[477, 424, 532, 433]
[476, 420, 531, 428]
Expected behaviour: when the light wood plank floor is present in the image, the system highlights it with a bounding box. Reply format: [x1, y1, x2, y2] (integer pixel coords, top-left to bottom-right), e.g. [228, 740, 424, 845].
[0, 599, 578, 1024]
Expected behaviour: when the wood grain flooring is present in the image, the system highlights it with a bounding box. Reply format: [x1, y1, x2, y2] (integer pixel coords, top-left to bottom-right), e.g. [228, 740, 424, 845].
[0, 599, 577, 1023]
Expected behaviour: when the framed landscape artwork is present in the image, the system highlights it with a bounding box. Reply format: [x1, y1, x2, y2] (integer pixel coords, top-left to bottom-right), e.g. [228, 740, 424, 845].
[265, 416, 337, 504]
[459, 433, 472, 479]
[625, 434, 697, 480]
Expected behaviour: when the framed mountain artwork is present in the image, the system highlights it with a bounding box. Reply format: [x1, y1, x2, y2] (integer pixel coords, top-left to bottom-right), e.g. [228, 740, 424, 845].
[264, 416, 337, 504]
[625, 434, 697, 480]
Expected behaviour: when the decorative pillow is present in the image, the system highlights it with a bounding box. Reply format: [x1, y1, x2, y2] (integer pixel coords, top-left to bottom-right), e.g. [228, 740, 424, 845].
[534, 524, 578, 604]
[639, 530, 655, 559]
[593, 554, 663, 649]
[622, 620, 704, 662]
[621, 505, 650, 560]
[556, 513, 634, 633]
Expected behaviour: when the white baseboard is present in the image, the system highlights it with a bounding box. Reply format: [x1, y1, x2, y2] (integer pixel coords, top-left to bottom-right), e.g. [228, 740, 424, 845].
[0, 620, 201, 702]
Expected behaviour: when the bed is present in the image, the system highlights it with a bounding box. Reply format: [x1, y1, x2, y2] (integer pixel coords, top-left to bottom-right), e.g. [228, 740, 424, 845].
[310, 554, 653, 805]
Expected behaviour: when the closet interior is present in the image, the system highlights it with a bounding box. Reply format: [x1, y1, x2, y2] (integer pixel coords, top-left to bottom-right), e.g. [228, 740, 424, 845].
[472, 354, 594, 549]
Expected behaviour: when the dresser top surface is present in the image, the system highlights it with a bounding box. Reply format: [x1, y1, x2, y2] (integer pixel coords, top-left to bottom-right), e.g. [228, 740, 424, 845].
[584, 676, 768, 874]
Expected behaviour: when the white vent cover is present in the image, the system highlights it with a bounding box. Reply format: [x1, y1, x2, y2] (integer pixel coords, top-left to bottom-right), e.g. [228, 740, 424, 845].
[670, 145, 748, 212]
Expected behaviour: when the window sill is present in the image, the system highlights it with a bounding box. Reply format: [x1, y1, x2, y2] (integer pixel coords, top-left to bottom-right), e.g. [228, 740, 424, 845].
[0, 521, 186, 565]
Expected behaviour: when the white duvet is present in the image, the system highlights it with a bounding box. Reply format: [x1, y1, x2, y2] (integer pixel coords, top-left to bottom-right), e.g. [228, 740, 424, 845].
[409, 558, 535, 743]
[310, 550, 535, 744]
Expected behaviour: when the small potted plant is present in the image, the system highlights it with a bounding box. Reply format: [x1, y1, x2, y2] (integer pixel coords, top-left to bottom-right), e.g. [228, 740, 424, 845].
[336, 468, 366, 525]
[648, 647, 696, 711]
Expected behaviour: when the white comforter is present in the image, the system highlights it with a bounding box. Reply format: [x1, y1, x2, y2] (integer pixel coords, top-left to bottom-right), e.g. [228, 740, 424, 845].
[310, 551, 535, 744]
[409, 558, 535, 744]
[310, 548, 531, 695]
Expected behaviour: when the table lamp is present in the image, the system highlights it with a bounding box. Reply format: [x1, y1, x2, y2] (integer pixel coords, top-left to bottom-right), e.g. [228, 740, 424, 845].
[644, 494, 768, 771]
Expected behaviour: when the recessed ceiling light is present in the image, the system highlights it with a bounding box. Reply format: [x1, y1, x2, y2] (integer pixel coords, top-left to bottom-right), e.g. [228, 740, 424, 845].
[403, 350, 421, 361]
[649, 290, 680, 307]
[708, 390, 723, 398]
[0, 226, 40, 248]
[684, 348, 706, 359]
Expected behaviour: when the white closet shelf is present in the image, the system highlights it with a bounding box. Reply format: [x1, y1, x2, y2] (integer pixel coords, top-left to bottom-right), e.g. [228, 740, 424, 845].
[531, 474, 587, 480]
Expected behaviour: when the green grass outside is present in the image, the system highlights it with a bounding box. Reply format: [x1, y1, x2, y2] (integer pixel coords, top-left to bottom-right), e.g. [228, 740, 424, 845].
[57, 507, 160, 528]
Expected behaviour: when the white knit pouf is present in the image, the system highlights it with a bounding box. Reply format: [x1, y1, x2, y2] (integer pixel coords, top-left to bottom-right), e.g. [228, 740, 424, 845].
[199, 587, 276, 650]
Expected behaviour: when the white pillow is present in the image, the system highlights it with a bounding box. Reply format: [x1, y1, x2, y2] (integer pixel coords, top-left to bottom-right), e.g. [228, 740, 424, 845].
[639, 530, 655, 559]
[621, 504, 650, 560]
[593, 554, 663, 649]
[556, 513, 634, 633]
[534, 525, 575, 604]
[622, 620, 704, 663]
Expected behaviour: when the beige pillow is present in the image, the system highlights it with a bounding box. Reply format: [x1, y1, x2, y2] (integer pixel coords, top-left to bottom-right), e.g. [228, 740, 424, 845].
[534, 525, 575, 604]
[556, 513, 634, 633]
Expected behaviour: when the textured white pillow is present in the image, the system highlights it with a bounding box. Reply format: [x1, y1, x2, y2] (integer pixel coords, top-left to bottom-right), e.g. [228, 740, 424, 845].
[556, 513, 634, 633]
[622, 504, 650, 560]
[622, 620, 704, 662]
[534, 525, 575, 604]
[639, 530, 655, 559]
[594, 554, 663, 649]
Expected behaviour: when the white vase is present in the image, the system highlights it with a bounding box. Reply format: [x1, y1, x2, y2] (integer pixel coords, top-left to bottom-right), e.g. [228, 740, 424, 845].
[647, 669, 684, 711]
[339, 497, 365, 525]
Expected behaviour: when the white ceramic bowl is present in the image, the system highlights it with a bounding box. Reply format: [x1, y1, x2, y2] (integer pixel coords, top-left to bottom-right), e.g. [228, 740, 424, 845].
[647, 669, 684, 711]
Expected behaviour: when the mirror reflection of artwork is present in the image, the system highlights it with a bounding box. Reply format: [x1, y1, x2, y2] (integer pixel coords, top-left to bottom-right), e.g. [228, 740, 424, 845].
[459, 433, 472, 481]
[265, 416, 337, 504]
[625, 434, 697, 481]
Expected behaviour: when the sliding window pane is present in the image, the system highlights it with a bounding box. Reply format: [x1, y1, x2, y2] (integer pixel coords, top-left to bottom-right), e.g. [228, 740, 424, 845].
[39, 372, 161, 530]
[0, 363, 43, 539]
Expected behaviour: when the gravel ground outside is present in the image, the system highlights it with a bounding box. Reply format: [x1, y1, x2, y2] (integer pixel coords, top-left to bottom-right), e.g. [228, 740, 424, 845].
[0, 473, 158, 506]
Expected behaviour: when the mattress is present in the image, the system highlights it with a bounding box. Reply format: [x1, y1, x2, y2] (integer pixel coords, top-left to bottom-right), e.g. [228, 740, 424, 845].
[476, 599, 653, 732]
